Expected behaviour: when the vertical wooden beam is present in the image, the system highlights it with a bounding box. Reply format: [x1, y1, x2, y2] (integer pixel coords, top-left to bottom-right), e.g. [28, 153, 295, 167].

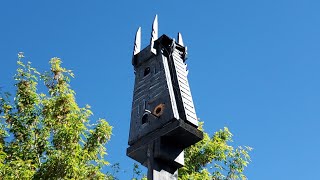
[147, 141, 178, 180]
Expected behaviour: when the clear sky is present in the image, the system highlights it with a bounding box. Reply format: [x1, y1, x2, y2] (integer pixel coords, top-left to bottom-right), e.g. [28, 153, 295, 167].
[1, 0, 320, 179]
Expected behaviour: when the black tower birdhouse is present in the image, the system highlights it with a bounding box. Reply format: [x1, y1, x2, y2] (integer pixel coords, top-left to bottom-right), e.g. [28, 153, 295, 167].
[127, 16, 203, 177]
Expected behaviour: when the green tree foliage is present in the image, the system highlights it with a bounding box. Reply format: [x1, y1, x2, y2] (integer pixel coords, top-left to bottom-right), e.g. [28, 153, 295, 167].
[131, 163, 147, 180]
[0, 54, 113, 179]
[179, 124, 252, 180]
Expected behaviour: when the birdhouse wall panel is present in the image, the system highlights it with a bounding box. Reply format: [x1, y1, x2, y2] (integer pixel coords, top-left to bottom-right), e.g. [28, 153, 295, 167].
[170, 46, 198, 127]
[129, 54, 180, 145]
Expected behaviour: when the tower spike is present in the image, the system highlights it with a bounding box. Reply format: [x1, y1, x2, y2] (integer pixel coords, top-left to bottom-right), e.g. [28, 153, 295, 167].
[177, 32, 184, 46]
[150, 14, 158, 55]
[133, 27, 141, 55]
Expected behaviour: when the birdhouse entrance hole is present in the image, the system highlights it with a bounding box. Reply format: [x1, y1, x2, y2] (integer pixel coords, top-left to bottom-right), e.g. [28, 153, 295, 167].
[142, 114, 148, 124]
[153, 104, 165, 117]
[144, 67, 150, 76]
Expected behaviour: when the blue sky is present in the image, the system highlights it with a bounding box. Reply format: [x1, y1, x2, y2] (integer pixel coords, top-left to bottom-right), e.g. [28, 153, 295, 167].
[1, 0, 320, 179]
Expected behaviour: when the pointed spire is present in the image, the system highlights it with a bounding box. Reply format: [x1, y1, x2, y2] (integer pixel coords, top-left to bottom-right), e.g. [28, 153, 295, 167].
[177, 32, 184, 46]
[150, 15, 158, 55]
[151, 14, 158, 40]
[133, 27, 141, 55]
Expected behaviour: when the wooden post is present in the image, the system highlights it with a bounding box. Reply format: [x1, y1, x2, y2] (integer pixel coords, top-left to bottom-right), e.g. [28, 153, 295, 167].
[147, 141, 178, 180]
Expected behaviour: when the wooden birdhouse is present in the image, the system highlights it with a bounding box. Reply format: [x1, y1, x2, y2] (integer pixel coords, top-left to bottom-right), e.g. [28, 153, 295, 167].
[127, 15, 203, 174]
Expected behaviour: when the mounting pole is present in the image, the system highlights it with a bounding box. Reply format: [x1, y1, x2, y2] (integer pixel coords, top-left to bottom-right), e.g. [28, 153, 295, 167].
[147, 140, 178, 180]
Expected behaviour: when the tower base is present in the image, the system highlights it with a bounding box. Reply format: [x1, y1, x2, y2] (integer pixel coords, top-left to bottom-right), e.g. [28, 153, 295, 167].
[127, 118, 203, 169]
